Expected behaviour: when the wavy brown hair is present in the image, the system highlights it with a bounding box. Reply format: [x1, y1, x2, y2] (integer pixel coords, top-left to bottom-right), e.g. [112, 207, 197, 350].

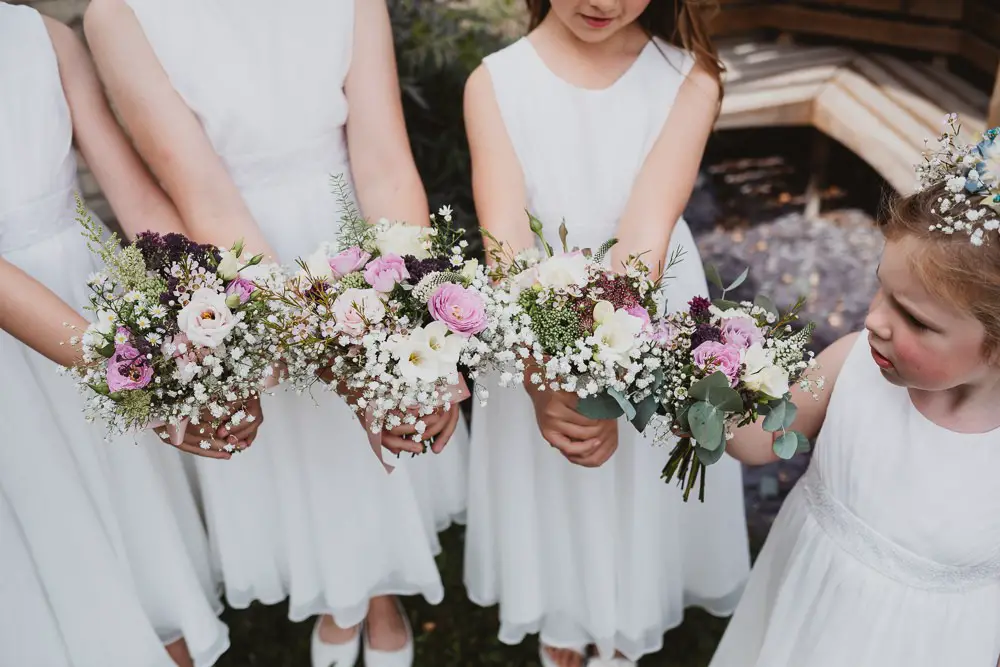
[525, 0, 724, 94]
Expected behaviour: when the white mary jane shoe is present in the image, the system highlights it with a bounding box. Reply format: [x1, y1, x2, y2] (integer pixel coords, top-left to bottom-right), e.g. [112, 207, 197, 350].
[362, 598, 414, 667]
[310, 617, 360, 667]
[539, 644, 588, 667]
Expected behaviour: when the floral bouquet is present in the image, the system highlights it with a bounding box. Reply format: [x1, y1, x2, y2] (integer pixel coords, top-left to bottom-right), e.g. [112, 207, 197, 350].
[266, 179, 522, 461]
[69, 199, 284, 450]
[655, 269, 820, 501]
[486, 215, 679, 433]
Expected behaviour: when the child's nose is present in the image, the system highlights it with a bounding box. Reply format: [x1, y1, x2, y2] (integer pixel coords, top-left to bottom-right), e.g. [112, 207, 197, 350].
[864, 291, 891, 341]
[589, 0, 618, 14]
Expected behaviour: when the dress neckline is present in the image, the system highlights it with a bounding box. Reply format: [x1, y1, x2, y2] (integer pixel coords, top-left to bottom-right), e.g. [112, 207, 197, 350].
[521, 37, 653, 94]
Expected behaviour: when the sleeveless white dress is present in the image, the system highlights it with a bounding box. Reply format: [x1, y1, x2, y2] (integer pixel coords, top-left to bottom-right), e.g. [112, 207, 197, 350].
[0, 5, 228, 666]
[465, 38, 751, 661]
[711, 335, 1000, 666]
[122, 0, 455, 624]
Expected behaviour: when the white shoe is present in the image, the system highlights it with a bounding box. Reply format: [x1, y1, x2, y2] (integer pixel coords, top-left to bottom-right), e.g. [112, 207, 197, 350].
[362, 597, 413, 667]
[587, 658, 636, 667]
[539, 644, 587, 667]
[310, 617, 360, 667]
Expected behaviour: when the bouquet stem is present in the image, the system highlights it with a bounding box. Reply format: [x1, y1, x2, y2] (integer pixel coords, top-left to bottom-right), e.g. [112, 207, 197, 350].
[661, 436, 707, 503]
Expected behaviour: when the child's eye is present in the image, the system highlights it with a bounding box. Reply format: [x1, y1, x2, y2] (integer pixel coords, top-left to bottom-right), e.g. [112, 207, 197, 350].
[905, 311, 930, 331]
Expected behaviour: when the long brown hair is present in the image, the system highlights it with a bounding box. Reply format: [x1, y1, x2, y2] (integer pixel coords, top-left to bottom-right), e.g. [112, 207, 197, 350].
[525, 0, 724, 93]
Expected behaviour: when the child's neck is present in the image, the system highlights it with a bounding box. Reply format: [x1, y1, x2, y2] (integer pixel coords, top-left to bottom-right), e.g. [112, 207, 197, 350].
[908, 374, 1000, 434]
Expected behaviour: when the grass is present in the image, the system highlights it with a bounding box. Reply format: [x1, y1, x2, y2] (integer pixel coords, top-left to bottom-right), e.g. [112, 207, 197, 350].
[217, 524, 732, 666]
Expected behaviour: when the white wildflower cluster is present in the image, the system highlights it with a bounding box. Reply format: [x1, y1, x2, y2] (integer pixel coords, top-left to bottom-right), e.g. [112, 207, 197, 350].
[917, 114, 1000, 246]
[69, 224, 282, 441]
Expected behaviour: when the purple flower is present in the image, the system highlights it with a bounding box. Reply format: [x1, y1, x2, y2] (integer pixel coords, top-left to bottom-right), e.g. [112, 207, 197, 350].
[651, 321, 681, 346]
[690, 323, 722, 350]
[106, 336, 154, 392]
[329, 246, 371, 277]
[428, 283, 488, 336]
[626, 305, 650, 329]
[692, 340, 742, 386]
[364, 253, 410, 293]
[404, 256, 450, 283]
[689, 296, 712, 322]
[720, 317, 763, 350]
[225, 277, 256, 304]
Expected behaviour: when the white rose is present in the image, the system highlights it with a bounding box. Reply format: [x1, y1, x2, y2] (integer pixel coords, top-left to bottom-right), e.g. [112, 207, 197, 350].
[176, 288, 238, 348]
[741, 343, 789, 398]
[216, 250, 240, 281]
[593, 309, 644, 366]
[376, 221, 431, 259]
[331, 288, 386, 337]
[535, 253, 589, 290]
[461, 258, 480, 282]
[95, 309, 117, 335]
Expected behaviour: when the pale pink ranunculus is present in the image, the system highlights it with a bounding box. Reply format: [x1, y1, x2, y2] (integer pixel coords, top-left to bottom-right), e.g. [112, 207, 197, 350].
[106, 334, 153, 392]
[692, 340, 742, 386]
[332, 288, 386, 337]
[428, 283, 488, 336]
[329, 246, 371, 277]
[720, 317, 763, 350]
[363, 253, 410, 293]
[626, 305, 651, 330]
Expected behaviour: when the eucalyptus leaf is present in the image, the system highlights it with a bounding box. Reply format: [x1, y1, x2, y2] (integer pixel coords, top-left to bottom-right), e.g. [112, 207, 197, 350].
[577, 392, 624, 420]
[754, 294, 779, 316]
[772, 431, 800, 459]
[726, 267, 750, 292]
[630, 394, 660, 433]
[688, 401, 724, 451]
[690, 372, 730, 401]
[713, 299, 739, 311]
[608, 387, 637, 421]
[795, 431, 812, 454]
[705, 264, 723, 290]
[695, 442, 726, 465]
[781, 401, 799, 430]
[762, 400, 787, 432]
[707, 386, 744, 412]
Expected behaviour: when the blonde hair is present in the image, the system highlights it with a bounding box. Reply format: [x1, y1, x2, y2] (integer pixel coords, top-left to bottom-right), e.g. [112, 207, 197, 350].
[882, 184, 1000, 352]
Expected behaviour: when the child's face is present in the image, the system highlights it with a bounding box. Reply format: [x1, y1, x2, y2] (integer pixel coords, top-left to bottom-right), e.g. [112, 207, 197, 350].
[865, 236, 992, 390]
[548, 0, 653, 43]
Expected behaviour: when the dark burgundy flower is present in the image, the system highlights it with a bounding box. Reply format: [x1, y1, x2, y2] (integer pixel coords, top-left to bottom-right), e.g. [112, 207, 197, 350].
[690, 323, 722, 350]
[689, 296, 712, 322]
[593, 273, 640, 309]
[403, 256, 450, 283]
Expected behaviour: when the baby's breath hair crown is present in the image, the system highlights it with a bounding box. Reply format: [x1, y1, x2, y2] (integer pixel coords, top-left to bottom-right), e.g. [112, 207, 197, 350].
[917, 114, 1000, 246]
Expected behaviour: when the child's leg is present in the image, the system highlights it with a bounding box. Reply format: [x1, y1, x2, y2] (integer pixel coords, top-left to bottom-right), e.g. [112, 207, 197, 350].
[164, 638, 194, 667]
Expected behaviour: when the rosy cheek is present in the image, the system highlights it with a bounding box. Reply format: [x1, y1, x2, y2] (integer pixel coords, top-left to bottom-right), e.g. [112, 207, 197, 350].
[892, 335, 955, 386]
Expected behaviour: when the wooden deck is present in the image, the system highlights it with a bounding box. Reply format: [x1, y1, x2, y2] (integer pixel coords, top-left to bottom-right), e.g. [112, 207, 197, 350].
[718, 41, 990, 194]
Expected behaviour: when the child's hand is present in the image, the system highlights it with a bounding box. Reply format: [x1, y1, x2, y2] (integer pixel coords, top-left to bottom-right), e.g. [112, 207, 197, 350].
[156, 397, 263, 459]
[381, 405, 460, 456]
[215, 396, 264, 447]
[529, 389, 619, 467]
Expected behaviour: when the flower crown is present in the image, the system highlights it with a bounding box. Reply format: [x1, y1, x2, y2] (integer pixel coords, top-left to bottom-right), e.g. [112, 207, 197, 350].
[916, 114, 1000, 246]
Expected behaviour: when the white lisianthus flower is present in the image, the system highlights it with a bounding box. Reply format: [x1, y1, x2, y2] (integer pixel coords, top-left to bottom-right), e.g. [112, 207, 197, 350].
[95, 309, 117, 335]
[535, 252, 589, 290]
[741, 343, 790, 398]
[177, 288, 238, 348]
[216, 249, 240, 281]
[304, 245, 334, 281]
[421, 320, 465, 370]
[387, 332, 443, 383]
[376, 221, 431, 259]
[593, 309, 644, 366]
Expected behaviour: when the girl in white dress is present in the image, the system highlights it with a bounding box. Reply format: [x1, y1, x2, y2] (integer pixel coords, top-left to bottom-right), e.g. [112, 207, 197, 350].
[711, 181, 1000, 664]
[0, 5, 245, 665]
[463, 1, 750, 665]
[84, 1, 465, 664]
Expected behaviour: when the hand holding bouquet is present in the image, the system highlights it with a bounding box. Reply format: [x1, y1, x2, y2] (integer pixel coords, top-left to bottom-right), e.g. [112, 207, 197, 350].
[265, 179, 522, 463]
[69, 198, 284, 455]
[656, 270, 821, 501]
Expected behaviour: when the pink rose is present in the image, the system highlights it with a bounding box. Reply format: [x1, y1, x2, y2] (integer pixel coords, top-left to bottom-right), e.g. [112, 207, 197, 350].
[626, 305, 650, 330]
[329, 246, 371, 277]
[692, 340, 742, 386]
[106, 333, 153, 392]
[720, 317, 763, 350]
[225, 277, 255, 304]
[332, 288, 386, 337]
[428, 283, 488, 336]
[364, 253, 410, 293]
